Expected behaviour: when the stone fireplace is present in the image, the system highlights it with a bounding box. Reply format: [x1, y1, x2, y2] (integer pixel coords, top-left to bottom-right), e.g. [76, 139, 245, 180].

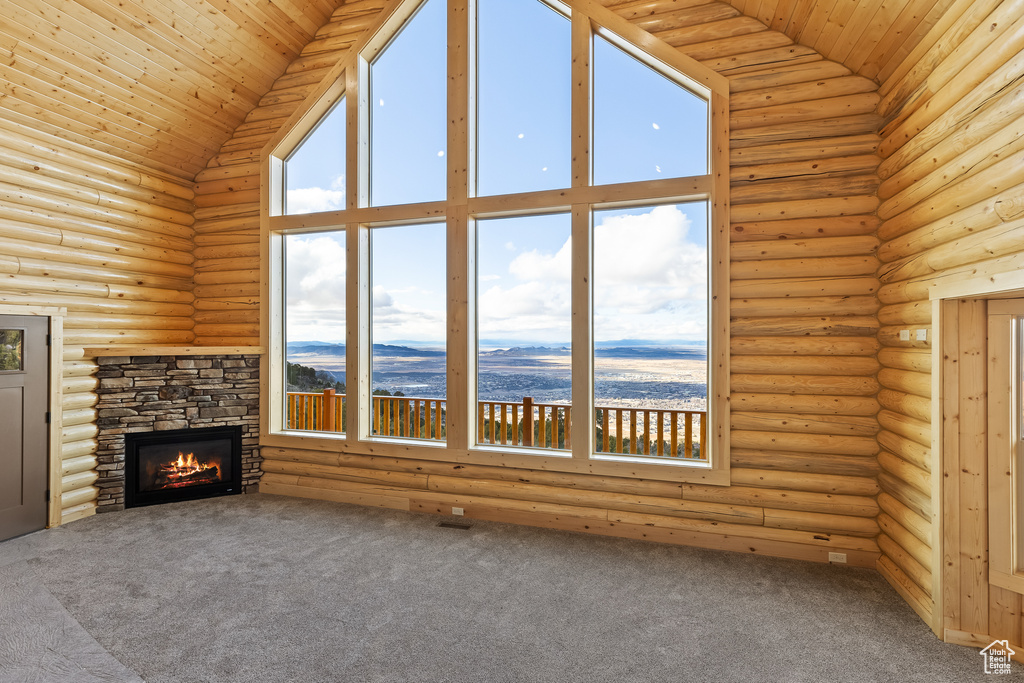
[92, 353, 261, 511]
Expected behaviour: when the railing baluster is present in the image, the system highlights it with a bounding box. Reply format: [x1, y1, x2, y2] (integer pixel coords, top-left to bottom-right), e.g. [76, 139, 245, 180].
[564, 406, 571, 450]
[670, 411, 678, 457]
[684, 411, 693, 458]
[511, 405, 519, 446]
[522, 397, 534, 447]
[494, 403, 500, 443]
[499, 404, 507, 445]
[656, 410, 664, 456]
[699, 412, 707, 461]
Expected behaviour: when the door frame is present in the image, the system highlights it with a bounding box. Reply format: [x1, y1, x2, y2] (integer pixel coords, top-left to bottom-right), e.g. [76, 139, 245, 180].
[932, 269, 1024, 645]
[0, 304, 65, 528]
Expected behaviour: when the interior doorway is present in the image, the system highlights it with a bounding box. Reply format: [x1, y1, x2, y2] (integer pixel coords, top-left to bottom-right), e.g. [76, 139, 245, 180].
[936, 290, 1024, 649]
[0, 314, 50, 541]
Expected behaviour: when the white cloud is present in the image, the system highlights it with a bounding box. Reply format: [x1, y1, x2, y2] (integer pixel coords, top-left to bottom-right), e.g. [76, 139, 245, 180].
[286, 234, 347, 342]
[372, 285, 393, 308]
[286, 178, 345, 214]
[371, 290, 446, 341]
[508, 237, 571, 282]
[477, 237, 572, 341]
[478, 280, 570, 340]
[476, 206, 708, 342]
[284, 206, 708, 344]
[593, 205, 707, 340]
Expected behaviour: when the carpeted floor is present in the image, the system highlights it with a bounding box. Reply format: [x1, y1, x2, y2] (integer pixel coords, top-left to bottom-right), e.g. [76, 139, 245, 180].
[0, 493, 1016, 682]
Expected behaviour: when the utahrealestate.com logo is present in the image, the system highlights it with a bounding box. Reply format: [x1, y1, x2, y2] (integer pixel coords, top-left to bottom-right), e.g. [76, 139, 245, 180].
[981, 640, 1015, 675]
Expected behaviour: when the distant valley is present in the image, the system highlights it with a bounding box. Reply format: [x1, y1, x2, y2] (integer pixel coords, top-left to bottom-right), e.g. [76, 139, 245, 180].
[287, 341, 707, 410]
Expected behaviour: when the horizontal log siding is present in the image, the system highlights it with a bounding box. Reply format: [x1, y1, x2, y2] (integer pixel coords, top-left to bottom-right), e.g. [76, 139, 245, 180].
[60, 351, 100, 524]
[0, 107, 196, 525]
[198, 1, 882, 565]
[876, 0, 1024, 634]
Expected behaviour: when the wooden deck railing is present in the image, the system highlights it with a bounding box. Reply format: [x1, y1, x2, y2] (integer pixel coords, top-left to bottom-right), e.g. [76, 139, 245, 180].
[593, 406, 706, 459]
[371, 394, 446, 440]
[286, 389, 346, 432]
[285, 391, 706, 460]
[478, 397, 571, 449]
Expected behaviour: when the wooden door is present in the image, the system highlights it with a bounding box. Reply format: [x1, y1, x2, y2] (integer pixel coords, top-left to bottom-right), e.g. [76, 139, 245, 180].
[0, 315, 49, 541]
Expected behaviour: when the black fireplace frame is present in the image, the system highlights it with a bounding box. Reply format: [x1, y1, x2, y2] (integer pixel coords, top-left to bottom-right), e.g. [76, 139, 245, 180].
[124, 425, 243, 508]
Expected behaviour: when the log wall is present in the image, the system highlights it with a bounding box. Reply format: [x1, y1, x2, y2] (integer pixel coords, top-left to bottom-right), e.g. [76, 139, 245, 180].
[193, 0, 884, 567]
[875, 0, 1024, 636]
[0, 110, 197, 524]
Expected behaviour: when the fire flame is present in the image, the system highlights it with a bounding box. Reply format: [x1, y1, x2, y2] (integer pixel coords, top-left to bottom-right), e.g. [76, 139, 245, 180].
[164, 451, 220, 481]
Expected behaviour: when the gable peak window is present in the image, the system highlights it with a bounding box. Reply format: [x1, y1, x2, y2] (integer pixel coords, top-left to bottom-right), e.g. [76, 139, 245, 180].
[263, 0, 730, 484]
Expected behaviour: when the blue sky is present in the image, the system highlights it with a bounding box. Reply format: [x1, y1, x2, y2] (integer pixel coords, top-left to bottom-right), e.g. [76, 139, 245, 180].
[284, 0, 710, 348]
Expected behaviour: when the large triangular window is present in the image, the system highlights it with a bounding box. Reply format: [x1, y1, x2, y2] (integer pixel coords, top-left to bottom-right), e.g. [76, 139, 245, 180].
[264, 0, 729, 484]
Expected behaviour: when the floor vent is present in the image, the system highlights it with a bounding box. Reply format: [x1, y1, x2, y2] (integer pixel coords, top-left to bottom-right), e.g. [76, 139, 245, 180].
[438, 521, 472, 530]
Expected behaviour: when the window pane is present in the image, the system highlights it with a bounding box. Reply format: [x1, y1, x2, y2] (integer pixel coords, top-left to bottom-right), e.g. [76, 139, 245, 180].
[593, 36, 708, 185]
[0, 330, 23, 371]
[369, 0, 447, 206]
[592, 203, 708, 460]
[477, 214, 571, 449]
[371, 224, 447, 440]
[476, 0, 570, 196]
[284, 98, 346, 215]
[284, 232, 347, 433]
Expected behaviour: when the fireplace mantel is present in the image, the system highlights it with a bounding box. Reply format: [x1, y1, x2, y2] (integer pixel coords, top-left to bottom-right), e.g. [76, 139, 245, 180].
[83, 346, 264, 358]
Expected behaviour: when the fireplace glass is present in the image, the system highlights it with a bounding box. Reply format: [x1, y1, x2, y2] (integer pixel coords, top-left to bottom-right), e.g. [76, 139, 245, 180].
[125, 426, 242, 507]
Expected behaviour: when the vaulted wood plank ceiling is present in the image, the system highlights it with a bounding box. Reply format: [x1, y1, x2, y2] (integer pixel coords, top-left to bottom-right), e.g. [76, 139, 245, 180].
[0, 0, 950, 181]
[0, 0, 354, 179]
[719, 0, 958, 81]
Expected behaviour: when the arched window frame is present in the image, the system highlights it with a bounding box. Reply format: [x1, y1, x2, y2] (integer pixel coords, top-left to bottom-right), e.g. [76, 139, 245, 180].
[260, 0, 731, 485]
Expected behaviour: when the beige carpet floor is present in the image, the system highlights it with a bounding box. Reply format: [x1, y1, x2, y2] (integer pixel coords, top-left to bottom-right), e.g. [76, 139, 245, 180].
[0, 493, 1015, 682]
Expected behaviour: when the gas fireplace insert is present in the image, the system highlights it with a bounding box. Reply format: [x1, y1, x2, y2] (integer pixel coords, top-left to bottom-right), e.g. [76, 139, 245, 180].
[124, 425, 242, 508]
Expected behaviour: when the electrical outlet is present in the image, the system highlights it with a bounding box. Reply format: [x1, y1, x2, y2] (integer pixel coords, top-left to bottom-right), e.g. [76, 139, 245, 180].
[828, 552, 847, 564]
[915, 328, 928, 342]
[899, 329, 910, 341]
[451, 507, 464, 516]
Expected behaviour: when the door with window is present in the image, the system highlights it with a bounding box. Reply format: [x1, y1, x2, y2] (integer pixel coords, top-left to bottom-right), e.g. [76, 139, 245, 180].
[0, 315, 49, 541]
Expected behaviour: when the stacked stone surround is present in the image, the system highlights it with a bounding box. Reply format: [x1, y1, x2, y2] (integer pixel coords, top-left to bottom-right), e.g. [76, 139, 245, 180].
[94, 354, 262, 511]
